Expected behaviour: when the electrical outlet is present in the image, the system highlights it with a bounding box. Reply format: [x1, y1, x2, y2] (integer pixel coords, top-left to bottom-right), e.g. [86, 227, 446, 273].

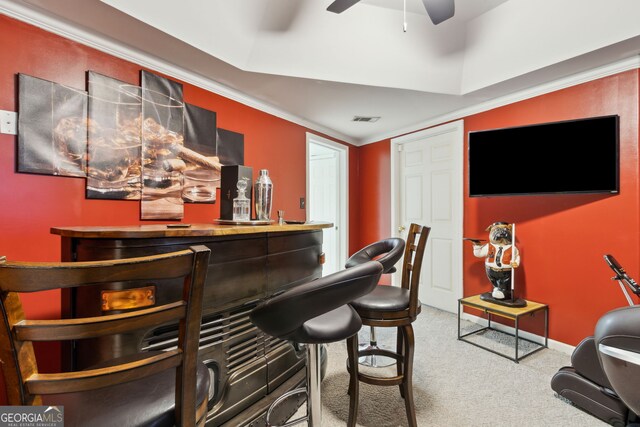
[300, 197, 305, 209]
[0, 110, 17, 135]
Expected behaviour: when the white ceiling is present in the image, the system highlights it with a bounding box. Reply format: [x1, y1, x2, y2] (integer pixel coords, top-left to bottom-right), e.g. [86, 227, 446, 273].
[2, 0, 640, 145]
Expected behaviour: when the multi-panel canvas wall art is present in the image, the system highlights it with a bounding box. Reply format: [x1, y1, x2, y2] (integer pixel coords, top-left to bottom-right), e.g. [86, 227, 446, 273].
[182, 103, 218, 204]
[18, 74, 87, 177]
[17, 70, 245, 220]
[216, 128, 244, 166]
[87, 72, 142, 200]
[140, 71, 185, 220]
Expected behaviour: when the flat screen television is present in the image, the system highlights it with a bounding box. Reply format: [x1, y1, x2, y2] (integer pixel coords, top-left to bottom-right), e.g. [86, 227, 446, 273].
[468, 115, 619, 197]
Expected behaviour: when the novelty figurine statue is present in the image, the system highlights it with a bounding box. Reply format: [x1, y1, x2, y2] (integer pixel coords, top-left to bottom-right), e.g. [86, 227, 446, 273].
[470, 222, 526, 307]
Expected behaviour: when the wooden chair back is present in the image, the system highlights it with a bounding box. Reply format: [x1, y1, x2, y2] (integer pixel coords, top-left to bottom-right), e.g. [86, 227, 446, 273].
[0, 245, 210, 426]
[400, 224, 430, 319]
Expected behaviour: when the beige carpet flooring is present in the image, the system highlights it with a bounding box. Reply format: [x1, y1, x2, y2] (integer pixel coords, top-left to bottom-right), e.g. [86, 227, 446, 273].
[294, 306, 608, 426]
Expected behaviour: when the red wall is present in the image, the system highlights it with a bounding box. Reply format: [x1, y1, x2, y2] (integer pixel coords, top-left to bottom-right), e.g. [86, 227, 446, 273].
[351, 141, 391, 283]
[2, 11, 638, 391]
[358, 70, 640, 346]
[354, 140, 391, 250]
[0, 15, 356, 381]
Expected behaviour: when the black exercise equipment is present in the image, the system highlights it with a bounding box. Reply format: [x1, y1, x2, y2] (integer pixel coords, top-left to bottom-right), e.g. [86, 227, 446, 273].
[551, 254, 640, 426]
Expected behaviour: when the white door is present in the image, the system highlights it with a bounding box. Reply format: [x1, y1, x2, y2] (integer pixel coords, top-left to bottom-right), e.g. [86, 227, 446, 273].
[306, 133, 348, 276]
[391, 120, 463, 313]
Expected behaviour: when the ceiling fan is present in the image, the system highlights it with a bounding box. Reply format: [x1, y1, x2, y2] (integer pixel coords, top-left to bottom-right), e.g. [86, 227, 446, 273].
[327, 0, 455, 25]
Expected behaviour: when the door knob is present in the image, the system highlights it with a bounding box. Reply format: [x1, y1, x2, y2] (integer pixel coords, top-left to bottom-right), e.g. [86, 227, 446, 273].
[398, 225, 406, 232]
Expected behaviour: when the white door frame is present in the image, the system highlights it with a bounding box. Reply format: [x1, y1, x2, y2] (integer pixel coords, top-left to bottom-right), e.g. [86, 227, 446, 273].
[306, 132, 349, 270]
[390, 120, 464, 302]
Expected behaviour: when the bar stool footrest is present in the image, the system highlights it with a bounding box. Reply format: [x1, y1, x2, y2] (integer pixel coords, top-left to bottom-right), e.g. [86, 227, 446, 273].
[347, 348, 405, 386]
[266, 387, 308, 427]
[360, 347, 401, 361]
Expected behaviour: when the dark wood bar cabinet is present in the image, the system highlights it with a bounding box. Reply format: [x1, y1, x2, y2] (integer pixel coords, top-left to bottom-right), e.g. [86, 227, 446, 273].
[51, 222, 331, 426]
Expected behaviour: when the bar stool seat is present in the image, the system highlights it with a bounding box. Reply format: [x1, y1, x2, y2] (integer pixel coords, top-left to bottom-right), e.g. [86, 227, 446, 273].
[294, 305, 364, 343]
[251, 261, 383, 426]
[46, 354, 211, 427]
[352, 286, 417, 313]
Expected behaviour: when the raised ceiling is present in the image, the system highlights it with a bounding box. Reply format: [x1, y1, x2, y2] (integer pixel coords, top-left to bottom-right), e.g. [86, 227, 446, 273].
[2, 0, 640, 144]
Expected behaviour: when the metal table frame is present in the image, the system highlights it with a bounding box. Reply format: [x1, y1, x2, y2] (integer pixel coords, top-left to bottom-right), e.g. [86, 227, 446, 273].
[457, 295, 548, 363]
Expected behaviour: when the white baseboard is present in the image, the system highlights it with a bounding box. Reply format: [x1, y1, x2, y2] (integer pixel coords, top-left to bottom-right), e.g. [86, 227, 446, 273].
[460, 312, 576, 356]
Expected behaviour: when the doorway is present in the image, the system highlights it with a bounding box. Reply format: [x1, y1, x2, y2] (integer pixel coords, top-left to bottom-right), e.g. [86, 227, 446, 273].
[390, 120, 464, 313]
[306, 133, 348, 275]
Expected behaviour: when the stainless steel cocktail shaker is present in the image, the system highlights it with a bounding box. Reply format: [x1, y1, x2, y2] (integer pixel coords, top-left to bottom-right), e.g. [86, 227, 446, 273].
[255, 169, 273, 220]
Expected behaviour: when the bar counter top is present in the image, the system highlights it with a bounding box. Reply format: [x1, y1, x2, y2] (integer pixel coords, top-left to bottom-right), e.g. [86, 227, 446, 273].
[51, 221, 333, 239]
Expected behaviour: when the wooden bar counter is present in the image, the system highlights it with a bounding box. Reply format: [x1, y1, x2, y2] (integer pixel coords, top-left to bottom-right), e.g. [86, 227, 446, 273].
[52, 222, 331, 239]
[52, 222, 332, 426]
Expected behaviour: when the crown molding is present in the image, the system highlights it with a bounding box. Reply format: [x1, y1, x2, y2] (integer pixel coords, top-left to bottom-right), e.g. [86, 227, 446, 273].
[0, 2, 357, 146]
[360, 55, 640, 145]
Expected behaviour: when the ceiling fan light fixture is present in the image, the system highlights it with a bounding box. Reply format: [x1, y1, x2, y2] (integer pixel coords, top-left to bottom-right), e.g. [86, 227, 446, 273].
[403, 0, 408, 32]
[326, 0, 455, 27]
[422, 0, 455, 25]
[326, 0, 361, 13]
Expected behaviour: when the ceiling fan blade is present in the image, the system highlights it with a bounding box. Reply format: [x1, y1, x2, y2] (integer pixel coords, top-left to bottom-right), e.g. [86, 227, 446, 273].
[422, 0, 455, 25]
[327, 0, 361, 14]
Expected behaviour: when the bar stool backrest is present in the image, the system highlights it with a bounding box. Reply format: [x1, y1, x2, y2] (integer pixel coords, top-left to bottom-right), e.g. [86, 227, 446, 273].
[345, 238, 405, 274]
[400, 224, 430, 320]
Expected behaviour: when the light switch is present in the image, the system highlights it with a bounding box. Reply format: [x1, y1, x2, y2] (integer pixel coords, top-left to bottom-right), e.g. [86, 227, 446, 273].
[0, 110, 17, 135]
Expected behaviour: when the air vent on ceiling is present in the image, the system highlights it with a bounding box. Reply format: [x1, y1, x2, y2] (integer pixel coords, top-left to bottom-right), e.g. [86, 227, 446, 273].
[352, 116, 380, 123]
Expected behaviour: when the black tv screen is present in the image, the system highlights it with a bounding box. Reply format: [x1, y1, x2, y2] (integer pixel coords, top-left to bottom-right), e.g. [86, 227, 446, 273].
[468, 115, 619, 197]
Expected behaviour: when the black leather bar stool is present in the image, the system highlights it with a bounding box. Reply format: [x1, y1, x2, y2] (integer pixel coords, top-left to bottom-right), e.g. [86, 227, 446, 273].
[346, 238, 405, 367]
[251, 260, 383, 426]
[347, 224, 430, 427]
